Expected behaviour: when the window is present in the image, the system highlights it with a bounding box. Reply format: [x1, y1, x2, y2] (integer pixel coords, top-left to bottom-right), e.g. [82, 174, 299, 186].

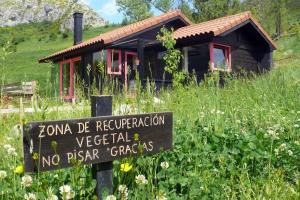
[59, 57, 81, 100]
[107, 49, 122, 75]
[93, 50, 107, 75]
[209, 43, 231, 72]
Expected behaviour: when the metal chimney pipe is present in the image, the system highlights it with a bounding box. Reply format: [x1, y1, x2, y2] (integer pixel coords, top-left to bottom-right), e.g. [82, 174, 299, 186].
[73, 12, 83, 45]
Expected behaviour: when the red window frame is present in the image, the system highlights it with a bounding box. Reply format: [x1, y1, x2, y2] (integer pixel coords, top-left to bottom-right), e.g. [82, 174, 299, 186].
[124, 51, 138, 90]
[59, 57, 81, 100]
[209, 43, 231, 72]
[107, 49, 122, 75]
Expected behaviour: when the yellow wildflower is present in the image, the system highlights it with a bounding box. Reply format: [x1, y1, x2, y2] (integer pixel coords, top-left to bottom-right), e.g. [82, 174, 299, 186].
[14, 165, 24, 174]
[32, 153, 39, 160]
[133, 133, 139, 141]
[120, 163, 133, 172]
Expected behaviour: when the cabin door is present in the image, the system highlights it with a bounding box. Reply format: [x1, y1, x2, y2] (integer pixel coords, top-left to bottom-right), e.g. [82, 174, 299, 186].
[60, 57, 81, 100]
[125, 52, 138, 91]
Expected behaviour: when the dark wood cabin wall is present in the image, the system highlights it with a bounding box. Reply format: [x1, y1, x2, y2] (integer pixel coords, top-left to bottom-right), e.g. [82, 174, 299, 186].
[114, 19, 186, 86]
[260, 51, 273, 71]
[187, 43, 210, 81]
[212, 24, 272, 73]
[144, 49, 172, 81]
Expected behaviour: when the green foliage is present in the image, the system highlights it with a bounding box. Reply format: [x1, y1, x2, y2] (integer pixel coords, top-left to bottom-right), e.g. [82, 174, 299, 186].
[116, 0, 153, 22]
[156, 27, 185, 87]
[193, 0, 241, 22]
[116, 0, 296, 37]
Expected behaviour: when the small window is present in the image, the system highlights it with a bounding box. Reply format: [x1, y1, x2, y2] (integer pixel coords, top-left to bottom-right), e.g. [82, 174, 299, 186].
[107, 49, 122, 75]
[93, 50, 107, 75]
[209, 43, 231, 72]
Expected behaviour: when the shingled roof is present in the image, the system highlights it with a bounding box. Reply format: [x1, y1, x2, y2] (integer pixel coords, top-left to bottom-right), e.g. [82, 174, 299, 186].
[39, 10, 276, 62]
[173, 11, 277, 49]
[39, 10, 192, 62]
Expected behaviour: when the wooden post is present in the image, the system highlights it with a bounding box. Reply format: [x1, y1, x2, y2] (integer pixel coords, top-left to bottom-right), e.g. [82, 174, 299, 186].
[91, 95, 113, 200]
[182, 47, 189, 73]
[137, 39, 145, 86]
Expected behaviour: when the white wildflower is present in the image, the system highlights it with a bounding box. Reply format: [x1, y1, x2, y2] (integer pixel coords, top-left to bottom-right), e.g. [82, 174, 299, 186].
[59, 185, 74, 200]
[155, 191, 167, 200]
[288, 150, 293, 156]
[118, 185, 128, 200]
[105, 195, 117, 200]
[60, 185, 71, 194]
[118, 184, 127, 193]
[279, 143, 287, 151]
[135, 174, 148, 185]
[21, 175, 33, 187]
[216, 110, 224, 115]
[46, 187, 58, 200]
[266, 126, 280, 139]
[24, 193, 36, 200]
[4, 144, 12, 150]
[0, 170, 7, 180]
[46, 195, 59, 200]
[160, 161, 169, 170]
[199, 112, 205, 118]
[294, 124, 299, 128]
[4, 144, 17, 156]
[274, 148, 279, 156]
[7, 147, 17, 156]
[203, 127, 209, 132]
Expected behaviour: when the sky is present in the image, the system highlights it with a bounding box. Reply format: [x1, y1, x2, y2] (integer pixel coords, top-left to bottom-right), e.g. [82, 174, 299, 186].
[79, 0, 161, 24]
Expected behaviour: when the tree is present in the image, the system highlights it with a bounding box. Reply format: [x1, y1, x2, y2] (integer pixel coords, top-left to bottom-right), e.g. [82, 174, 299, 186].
[116, 0, 153, 22]
[192, 0, 241, 22]
[116, 0, 193, 23]
[243, 0, 288, 37]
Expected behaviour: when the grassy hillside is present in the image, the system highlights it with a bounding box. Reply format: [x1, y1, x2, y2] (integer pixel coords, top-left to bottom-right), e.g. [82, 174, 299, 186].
[0, 23, 120, 93]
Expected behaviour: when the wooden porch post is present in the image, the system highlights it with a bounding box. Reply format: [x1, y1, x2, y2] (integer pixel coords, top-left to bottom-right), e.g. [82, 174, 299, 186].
[82, 53, 93, 96]
[137, 39, 145, 86]
[182, 47, 189, 73]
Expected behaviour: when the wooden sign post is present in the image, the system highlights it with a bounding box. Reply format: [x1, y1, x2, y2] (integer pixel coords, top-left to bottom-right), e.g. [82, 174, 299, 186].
[91, 96, 113, 199]
[23, 95, 173, 199]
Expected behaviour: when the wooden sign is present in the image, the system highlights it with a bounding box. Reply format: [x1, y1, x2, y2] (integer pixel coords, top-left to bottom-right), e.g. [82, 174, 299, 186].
[23, 112, 172, 172]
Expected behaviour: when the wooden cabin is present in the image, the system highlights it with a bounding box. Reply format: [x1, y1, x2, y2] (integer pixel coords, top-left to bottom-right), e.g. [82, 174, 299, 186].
[39, 10, 276, 100]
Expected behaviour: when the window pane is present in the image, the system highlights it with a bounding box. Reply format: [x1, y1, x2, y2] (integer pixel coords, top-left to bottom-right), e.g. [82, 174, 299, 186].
[112, 51, 120, 72]
[213, 47, 227, 69]
[62, 63, 70, 96]
[93, 50, 106, 75]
